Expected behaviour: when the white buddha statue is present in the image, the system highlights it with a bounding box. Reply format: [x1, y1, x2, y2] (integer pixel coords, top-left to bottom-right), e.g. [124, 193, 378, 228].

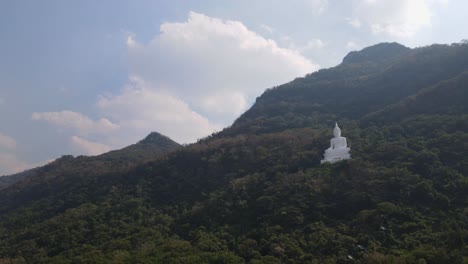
[321, 122, 351, 164]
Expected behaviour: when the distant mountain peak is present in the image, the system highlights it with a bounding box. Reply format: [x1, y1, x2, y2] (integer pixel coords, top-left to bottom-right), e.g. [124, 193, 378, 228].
[342, 42, 411, 64]
[138, 132, 178, 145]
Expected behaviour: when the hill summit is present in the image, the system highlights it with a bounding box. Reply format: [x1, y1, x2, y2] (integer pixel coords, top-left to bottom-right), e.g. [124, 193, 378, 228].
[138, 132, 178, 146]
[342, 42, 410, 64]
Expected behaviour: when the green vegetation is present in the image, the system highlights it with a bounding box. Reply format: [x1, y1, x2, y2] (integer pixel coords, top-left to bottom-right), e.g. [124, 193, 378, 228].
[0, 42, 467, 263]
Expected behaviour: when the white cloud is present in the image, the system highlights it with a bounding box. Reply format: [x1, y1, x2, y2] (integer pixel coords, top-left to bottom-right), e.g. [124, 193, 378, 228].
[97, 76, 221, 144]
[351, 0, 435, 38]
[32, 110, 119, 135]
[71, 136, 111, 156]
[0, 133, 16, 150]
[31, 78, 220, 147]
[28, 12, 318, 156]
[197, 91, 247, 117]
[128, 11, 317, 121]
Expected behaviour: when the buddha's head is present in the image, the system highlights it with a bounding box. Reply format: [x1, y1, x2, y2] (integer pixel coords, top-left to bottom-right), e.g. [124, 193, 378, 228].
[333, 122, 341, 137]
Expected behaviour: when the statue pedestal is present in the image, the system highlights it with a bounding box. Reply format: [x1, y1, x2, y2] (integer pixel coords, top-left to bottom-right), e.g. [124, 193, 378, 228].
[321, 147, 351, 164]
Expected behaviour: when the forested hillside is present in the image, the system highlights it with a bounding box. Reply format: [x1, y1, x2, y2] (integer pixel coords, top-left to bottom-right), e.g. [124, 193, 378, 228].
[0, 42, 467, 264]
[0, 132, 180, 210]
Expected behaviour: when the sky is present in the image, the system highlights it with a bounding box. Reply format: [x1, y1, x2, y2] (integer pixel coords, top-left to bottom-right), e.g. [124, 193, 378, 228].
[1, 0, 467, 175]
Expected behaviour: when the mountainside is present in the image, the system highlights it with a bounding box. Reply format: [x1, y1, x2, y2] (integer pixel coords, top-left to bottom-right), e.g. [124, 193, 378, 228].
[0, 132, 179, 185]
[223, 42, 468, 136]
[0, 168, 39, 190]
[0, 42, 467, 264]
[0, 132, 180, 211]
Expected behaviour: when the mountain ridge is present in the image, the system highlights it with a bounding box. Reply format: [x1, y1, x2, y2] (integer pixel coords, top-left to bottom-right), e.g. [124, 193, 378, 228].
[342, 42, 411, 65]
[0, 132, 180, 211]
[221, 42, 468, 137]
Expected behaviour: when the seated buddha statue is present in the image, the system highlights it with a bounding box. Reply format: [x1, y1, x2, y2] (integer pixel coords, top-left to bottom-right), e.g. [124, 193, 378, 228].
[321, 122, 351, 164]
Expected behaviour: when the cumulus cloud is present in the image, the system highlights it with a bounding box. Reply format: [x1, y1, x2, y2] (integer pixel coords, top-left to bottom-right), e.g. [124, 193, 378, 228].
[197, 91, 247, 117]
[31, 111, 124, 155]
[97, 76, 221, 144]
[32, 110, 119, 135]
[29, 12, 318, 157]
[71, 136, 111, 156]
[33, 76, 222, 151]
[350, 0, 436, 38]
[128, 11, 317, 121]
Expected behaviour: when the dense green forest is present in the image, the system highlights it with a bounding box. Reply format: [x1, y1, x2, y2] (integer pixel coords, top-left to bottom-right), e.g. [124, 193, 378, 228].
[0, 42, 467, 263]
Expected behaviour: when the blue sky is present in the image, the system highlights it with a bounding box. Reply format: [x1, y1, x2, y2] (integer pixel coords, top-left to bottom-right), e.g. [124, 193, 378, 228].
[1, 0, 467, 175]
